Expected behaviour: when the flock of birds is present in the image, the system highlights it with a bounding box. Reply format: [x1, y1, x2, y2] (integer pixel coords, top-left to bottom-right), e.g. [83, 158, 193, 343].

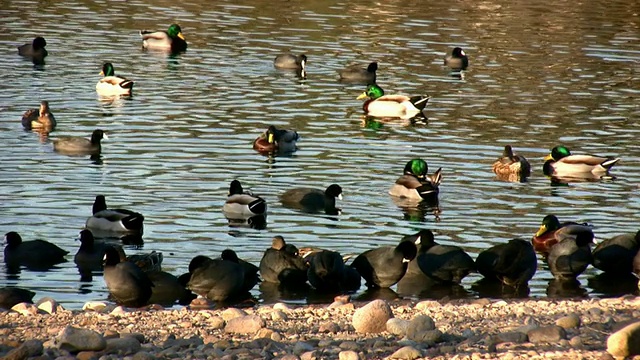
[4, 24, 638, 309]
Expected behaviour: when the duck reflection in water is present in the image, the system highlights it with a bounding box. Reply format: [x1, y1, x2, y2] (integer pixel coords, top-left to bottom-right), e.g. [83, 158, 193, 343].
[588, 272, 640, 297]
[471, 277, 531, 299]
[546, 278, 588, 299]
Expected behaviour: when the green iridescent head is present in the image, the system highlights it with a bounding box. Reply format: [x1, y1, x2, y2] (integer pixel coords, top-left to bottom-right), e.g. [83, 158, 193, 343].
[100, 62, 115, 77]
[167, 24, 185, 40]
[404, 158, 428, 178]
[548, 145, 571, 161]
[357, 84, 384, 100]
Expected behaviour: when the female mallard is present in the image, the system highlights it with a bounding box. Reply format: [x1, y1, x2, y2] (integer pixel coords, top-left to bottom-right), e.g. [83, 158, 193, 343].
[52, 129, 107, 156]
[21, 101, 56, 131]
[389, 159, 442, 202]
[96, 63, 134, 96]
[18, 37, 48, 64]
[357, 84, 429, 119]
[338, 61, 377, 84]
[253, 125, 299, 154]
[532, 214, 594, 255]
[140, 24, 187, 53]
[543, 145, 620, 177]
[86, 195, 145, 234]
[222, 180, 267, 218]
[492, 145, 531, 181]
[444, 47, 469, 71]
[274, 53, 307, 78]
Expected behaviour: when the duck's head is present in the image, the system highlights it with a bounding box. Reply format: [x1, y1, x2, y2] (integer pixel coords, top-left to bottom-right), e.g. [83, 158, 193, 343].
[167, 24, 185, 40]
[100, 63, 115, 77]
[367, 62, 378, 73]
[221, 249, 239, 263]
[39, 101, 50, 115]
[452, 47, 466, 58]
[91, 129, 108, 143]
[266, 125, 279, 144]
[396, 240, 418, 263]
[4, 232, 22, 247]
[272, 236, 286, 250]
[228, 180, 244, 196]
[545, 146, 571, 161]
[403, 158, 429, 179]
[413, 229, 435, 246]
[32, 37, 47, 50]
[325, 184, 343, 200]
[535, 215, 561, 237]
[103, 246, 123, 266]
[78, 229, 95, 244]
[188, 255, 213, 273]
[357, 84, 384, 100]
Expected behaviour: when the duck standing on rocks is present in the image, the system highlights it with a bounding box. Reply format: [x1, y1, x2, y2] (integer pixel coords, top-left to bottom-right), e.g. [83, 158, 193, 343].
[140, 24, 187, 53]
[547, 232, 594, 280]
[492, 145, 530, 182]
[338, 61, 377, 84]
[18, 36, 48, 64]
[532, 214, 594, 255]
[96, 62, 134, 96]
[351, 240, 417, 288]
[475, 238, 537, 288]
[253, 125, 300, 154]
[357, 84, 429, 120]
[389, 158, 442, 203]
[444, 47, 469, 71]
[280, 184, 343, 215]
[86, 195, 144, 235]
[543, 145, 620, 178]
[103, 246, 153, 308]
[3, 231, 68, 270]
[21, 101, 56, 132]
[592, 230, 640, 275]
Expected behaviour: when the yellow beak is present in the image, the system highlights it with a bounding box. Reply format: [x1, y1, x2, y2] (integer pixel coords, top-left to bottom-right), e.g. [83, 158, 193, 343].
[543, 154, 553, 161]
[357, 92, 368, 100]
[177, 32, 186, 40]
[535, 225, 547, 237]
[267, 133, 274, 144]
[99, 70, 104, 76]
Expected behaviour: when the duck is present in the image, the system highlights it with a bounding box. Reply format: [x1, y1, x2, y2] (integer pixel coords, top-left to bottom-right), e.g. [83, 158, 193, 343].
[274, 53, 307, 78]
[305, 249, 360, 292]
[356, 84, 429, 119]
[259, 236, 308, 286]
[86, 195, 144, 234]
[547, 232, 594, 280]
[18, 36, 48, 64]
[253, 125, 300, 154]
[186, 251, 246, 302]
[21, 101, 56, 132]
[280, 184, 343, 215]
[52, 129, 107, 156]
[389, 159, 442, 202]
[146, 270, 196, 306]
[492, 145, 531, 182]
[96, 63, 134, 96]
[338, 62, 377, 84]
[221, 249, 260, 294]
[140, 24, 187, 53]
[475, 238, 537, 288]
[0, 287, 36, 309]
[543, 145, 620, 178]
[351, 240, 417, 288]
[3, 231, 68, 270]
[222, 180, 267, 218]
[74, 229, 112, 272]
[444, 47, 469, 71]
[103, 246, 153, 307]
[532, 214, 594, 255]
[592, 230, 640, 275]
[119, 248, 163, 273]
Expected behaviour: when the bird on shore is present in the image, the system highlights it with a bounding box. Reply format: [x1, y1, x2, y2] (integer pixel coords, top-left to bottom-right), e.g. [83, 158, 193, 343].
[305, 249, 361, 292]
[592, 230, 640, 275]
[103, 246, 153, 307]
[140, 24, 187, 53]
[532, 214, 593, 255]
[492, 145, 530, 182]
[389, 159, 442, 203]
[259, 236, 308, 287]
[0, 287, 36, 309]
[356, 84, 429, 120]
[86, 195, 144, 234]
[186, 251, 246, 302]
[547, 232, 594, 280]
[543, 145, 620, 178]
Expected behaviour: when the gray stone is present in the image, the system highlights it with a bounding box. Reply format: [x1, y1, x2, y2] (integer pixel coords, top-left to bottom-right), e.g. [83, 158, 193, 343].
[338, 350, 359, 360]
[224, 315, 265, 334]
[75, 351, 98, 360]
[339, 341, 359, 351]
[556, 313, 581, 329]
[406, 315, 437, 342]
[2, 340, 43, 360]
[495, 331, 528, 344]
[293, 342, 314, 356]
[607, 321, 640, 358]
[527, 325, 566, 343]
[104, 337, 141, 355]
[221, 307, 247, 321]
[569, 335, 583, 349]
[411, 329, 442, 344]
[271, 310, 288, 321]
[352, 299, 394, 334]
[56, 326, 106, 352]
[280, 355, 301, 360]
[131, 351, 156, 360]
[387, 345, 422, 360]
[386, 318, 410, 336]
[319, 321, 340, 333]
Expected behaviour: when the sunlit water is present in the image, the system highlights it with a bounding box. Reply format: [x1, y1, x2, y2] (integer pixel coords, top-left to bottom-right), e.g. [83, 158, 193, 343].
[1, 0, 639, 309]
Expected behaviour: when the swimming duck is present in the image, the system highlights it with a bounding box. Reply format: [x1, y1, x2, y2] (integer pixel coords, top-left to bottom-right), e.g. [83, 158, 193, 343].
[222, 180, 267, 218]
[18, 37, 48, 64]
[444, 47, 469, 71]
[96, 63, 134, 96]
[21, 101, 56, 132]
[543, 145, 620, 177]
[274, 53, 307, 78]
[389, 159, 442, 202]
[103, 246, 153, 307]
[357, 84, 430, 119]
[492, 145, 531, 182]
[475, 238, 537, 288]
[592, 230, 640, 275]
[280, 184, 343, 215]
[547, 232, 594, 280]
[351, 240, 417, 288]
[86, 195, 145, 234]
[532, 215, 594, 255]
[140, 24, 187, 53]
[74, 229, 111, 271]
[3, 231, 69, 270]
[259, 236, 308, 286]
[338, 62, 377, 84]
[253, 125, 299, 154]
[52, 129, 107, 156]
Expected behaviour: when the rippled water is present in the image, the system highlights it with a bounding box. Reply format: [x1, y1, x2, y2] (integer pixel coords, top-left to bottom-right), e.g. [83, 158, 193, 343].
[1, 0, 639, 309]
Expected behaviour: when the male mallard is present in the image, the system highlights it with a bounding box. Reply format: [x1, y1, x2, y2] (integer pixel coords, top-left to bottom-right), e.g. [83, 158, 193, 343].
[222, 180, 267, 218]
[21, 101, 56, 131]
[253, 125, 299, 154]
[357, 84, 429, 119]
[338, 61, 377, 84]
[96, 63, 134, 96]
[532, 214, 594, 255]
[444, 47, 469, 71]
[543, 145, 620, 177]
[274, 53, 307, 78]
[492, 145, 531, 181]
[140, 24, 187, 53]
[18, 37, 47, 64]
[52, 129, 107, 156]
[86, 195, 145, 234]
[389, 158, 442, 202]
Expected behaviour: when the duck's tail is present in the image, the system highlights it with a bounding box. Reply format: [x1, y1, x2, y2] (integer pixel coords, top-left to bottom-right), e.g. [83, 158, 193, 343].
[601, 157, 620, 170]
[409, 95, 430, 111]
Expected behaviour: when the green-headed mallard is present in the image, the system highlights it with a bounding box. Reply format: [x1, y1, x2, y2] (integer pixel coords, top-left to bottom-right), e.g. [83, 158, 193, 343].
[21, 101, 56, 131]
[52, 129, 107, 156]
[96, 63, 134, 96]
[274, 53, 307, 78]
[140, 24, 187, 53]
[532, 214, 594, 255]
[492, 145, 531, 181]
[547, 232, 593, 280]
[444, 47, 469, 71]
[280, 184, 343, 215]
[543, 145, 620, 177]
[351, 240, 417, 288]
[592, 231, 640, 275]
[475, 238, 537, 288]
[357, 84, 429, 119]
[223, 180, 267, 218]
[18, 37, 47, 64]
[86, 195, 145, 234]
[253, 125, 300, 154]
[389, 159, 442, 202]
[338, 61, 377, 84]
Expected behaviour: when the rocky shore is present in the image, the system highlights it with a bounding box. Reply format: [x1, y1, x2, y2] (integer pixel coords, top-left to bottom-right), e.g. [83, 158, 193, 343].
[1, 296, 640, 360]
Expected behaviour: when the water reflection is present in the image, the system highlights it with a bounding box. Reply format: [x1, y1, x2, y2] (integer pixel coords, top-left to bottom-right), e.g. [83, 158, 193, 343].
[546, 278, 588, 299]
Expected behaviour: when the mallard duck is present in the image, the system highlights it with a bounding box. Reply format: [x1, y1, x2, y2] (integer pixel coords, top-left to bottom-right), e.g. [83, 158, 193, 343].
[222, 180, 267, 217]
[543, 145, 620, 177]
[103, 246, 153, 307]
[547, 232, 594, 280]
[592, 230, 640, 275]
[86, 195, 144, 234]
[21, 101, 56, 131]
[274, 53, 307, 78]
[475, 238, 537, 288]
[444, 47, 469, 71]
[52, 129, 107, 156]
[96, 63, 134, 96]
[140, 24, 187, 53]
[351, 240, 417, 288]
[3, 232, 68, 270]
[532, 214, 594, 255]
[18, 37, 47, 64]
[338, 61, 377, 84]
[280, 184, 343, 215]
[492, 145, 530, 181]
[356, 84, 429, 119]
[389, 158, 442, 202]
[253, 125, 299, 154]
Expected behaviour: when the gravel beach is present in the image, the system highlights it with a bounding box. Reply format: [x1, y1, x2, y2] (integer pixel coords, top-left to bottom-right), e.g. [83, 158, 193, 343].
[2, 296, 640, 360]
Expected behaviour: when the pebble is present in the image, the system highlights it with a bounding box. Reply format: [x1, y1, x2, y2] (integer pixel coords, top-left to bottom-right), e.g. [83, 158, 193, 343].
[527, 325, 567, 343]
[221, 308, 247, 321]
[36, 297, 63, 314]
[556, 313, 581, 329]
[293, 341, 315, 355]
[2, 339, 43, 360]
[406, 314, 436, 342]
[56, 326, 106, 352]
[352, 300, 393, 333]
[271, 310, 288, 321]
[319, 321, 340, 333]
[387, 345, 422, 359]
[607, 321, 640, 358]
[224, 315, 265, 334]
[104, 337, 141, 355]
[338, 350, 359, 360]
[386, 318, 410, 336]
[11, 303, 39, 316]
[273, 303, 291, 311]
[495, 331, 528, 344]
